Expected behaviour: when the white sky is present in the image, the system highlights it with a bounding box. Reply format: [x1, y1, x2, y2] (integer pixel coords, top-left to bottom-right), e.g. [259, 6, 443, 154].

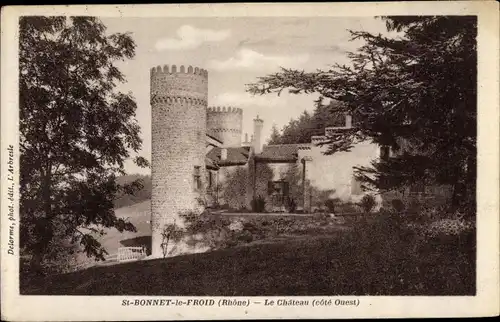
[100, 17, 394, 174]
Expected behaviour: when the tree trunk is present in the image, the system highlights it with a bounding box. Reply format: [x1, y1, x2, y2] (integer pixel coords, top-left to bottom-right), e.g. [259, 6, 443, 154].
[30, 168, 54, 275]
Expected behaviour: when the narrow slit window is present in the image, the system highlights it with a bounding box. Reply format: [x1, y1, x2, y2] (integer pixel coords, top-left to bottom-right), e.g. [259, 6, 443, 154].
[194, 166, 202, 191]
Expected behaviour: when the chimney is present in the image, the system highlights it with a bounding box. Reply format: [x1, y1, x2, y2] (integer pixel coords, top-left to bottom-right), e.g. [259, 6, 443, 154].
[253, 115, 264, 154]
[245, 133, 248, 143]
[345, 114, 352, 128]
[221, 148, 227, 161]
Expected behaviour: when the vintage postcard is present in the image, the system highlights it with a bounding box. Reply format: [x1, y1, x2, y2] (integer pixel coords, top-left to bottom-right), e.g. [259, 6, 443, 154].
[1, 2, 499, 321]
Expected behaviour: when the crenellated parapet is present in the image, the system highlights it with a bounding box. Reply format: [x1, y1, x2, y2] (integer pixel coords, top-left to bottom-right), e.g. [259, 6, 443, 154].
[150, 64, 208, 78]
[207, 106, 243, 114]
[206, 105, 243, 147]
[150, 64, 208, 102]
[209, 128, 241, 133]
[150, 95, 207, 106]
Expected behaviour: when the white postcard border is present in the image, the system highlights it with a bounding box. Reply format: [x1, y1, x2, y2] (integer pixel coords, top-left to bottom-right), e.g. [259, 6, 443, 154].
[1, 2, 499, 320]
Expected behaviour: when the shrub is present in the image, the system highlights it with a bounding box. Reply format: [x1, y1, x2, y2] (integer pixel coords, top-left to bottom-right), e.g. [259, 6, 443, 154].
[336, 202, 360, 214]
[359, 194, 376, 213]
[425, 218, 475, 238]
[159, 221, 184, 258]
[236, 230, 254, 243]
[407, 199, 421, 213]
[391, 199, 405, 212]
[251, 195, 266, 213]
[324, 198, 338, 213]
[179, 210, 233, 250]
[286, 198, 297, 213]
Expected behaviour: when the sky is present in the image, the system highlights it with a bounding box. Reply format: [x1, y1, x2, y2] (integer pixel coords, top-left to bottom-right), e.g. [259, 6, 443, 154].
[100, 16, 395, 175]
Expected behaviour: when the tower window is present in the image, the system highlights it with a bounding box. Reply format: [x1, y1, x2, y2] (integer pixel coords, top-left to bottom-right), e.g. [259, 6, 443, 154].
[193, 166, 202, 191]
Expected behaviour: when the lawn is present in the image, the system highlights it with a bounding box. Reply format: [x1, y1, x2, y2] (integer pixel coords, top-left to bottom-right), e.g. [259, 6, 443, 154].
[22, 217, 475, 296]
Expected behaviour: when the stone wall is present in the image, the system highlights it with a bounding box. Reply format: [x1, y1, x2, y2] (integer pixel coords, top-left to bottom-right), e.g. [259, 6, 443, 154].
[206, 107, 243, 147]
[150, 65, 208, 257]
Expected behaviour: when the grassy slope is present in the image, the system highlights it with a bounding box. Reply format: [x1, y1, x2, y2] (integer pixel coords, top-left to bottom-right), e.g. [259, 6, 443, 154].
[25, 235, 354, 295]
[23, 228, 474, 296]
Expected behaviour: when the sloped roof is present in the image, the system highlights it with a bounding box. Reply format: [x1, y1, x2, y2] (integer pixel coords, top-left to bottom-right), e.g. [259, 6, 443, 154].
[256, 144, 310, 163]
[205, 156, 219, 170]
[206, 146, 251, 167]
[206, 133, 223, 144]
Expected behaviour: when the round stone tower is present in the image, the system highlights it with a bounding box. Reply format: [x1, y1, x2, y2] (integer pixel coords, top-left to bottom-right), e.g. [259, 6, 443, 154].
[206, 106, 243, 147]
[150, 64, 208, 258]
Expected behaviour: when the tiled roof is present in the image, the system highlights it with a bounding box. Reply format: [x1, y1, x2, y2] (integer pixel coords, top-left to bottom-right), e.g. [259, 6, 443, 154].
[206, 146, 250, 167]
[256, 144, 311, 162]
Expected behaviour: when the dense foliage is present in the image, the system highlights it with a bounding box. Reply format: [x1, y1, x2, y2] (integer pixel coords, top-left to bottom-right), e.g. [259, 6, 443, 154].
[248, 16, 477, 210]
[267, 101, 347, 145]
[19, 16, 149, 273]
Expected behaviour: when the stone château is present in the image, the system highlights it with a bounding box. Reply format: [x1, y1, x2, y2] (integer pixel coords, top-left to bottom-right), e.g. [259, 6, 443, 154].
[149, 64, 451, 258]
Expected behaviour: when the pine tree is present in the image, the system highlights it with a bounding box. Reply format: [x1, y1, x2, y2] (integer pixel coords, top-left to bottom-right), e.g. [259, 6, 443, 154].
[268, 123, 282, 144]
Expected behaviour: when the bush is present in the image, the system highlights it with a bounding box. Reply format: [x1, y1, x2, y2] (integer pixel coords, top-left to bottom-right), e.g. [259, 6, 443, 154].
[425, 218, 475, 238]
[286, 198, 297, 213]
[407, 199, 421, 213]
[251, 195, 266, 213]
[324, 198, 339, 213]
[336, 202, 360, 214]
[391, 199, 405, 212]
[237, 230, 254, 243]
[179, 210, 233, 250]
[159, 222, 184, 258]
[359, 194, 376, 213]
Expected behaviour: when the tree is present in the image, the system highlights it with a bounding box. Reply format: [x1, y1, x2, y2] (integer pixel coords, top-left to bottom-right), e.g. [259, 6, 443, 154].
[268, 123, 282, 144]
[247, 16, 476, 210]
[268, 101, 350, 145]
[19, 16, 149, 273]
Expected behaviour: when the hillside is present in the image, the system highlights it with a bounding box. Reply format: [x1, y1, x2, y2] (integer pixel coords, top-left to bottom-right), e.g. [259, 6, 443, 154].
[102, 200, 151, 252]
[114, 174, 152, 208]
[70, 199, 152, 269]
